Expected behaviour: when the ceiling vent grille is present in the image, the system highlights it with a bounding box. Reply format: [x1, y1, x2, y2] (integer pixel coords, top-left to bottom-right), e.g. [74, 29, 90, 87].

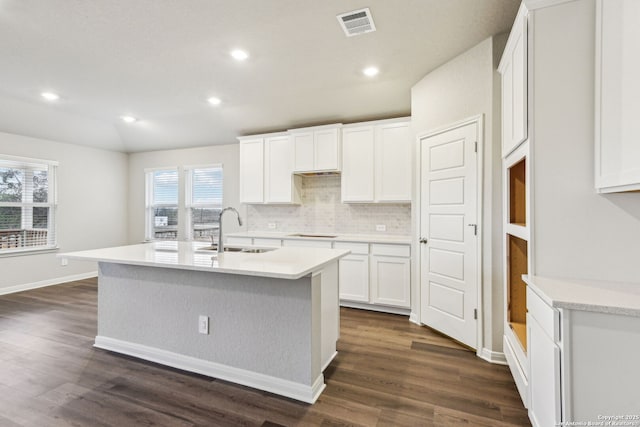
[337, 8, 376, 37]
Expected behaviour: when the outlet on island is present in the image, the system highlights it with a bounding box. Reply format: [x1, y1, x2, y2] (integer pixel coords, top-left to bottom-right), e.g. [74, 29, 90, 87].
[198, 315, 209, 334]
[376, 224, 386, 232]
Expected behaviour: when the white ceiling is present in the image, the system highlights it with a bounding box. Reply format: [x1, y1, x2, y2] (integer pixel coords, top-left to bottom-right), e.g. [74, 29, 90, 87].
[0, 0, 519, 153]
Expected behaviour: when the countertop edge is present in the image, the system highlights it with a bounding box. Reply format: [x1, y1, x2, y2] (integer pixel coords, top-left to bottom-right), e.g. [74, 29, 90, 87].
[227, 232, 412, 244]
[523, 275, 640, 318]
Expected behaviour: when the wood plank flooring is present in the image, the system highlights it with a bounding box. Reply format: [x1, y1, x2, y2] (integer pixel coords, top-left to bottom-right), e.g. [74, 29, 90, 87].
[0, 278, 530, 426]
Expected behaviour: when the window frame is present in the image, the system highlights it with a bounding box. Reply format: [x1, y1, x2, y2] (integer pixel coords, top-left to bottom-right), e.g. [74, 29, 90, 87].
[184, 164, 224, 242]
[144, 167, 180, 241]
[0, 154, 58, 256]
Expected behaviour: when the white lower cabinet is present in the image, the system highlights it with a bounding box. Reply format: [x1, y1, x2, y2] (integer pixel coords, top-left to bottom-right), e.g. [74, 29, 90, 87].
[336, 242, 411, 311]
[527, 314, 561, 427]
[370, 255, 411, 308]
[337, 254, 369, 303]
[234, 236, 411, 314]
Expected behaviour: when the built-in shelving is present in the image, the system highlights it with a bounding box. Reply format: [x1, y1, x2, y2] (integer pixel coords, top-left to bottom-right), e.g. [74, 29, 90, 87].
[509, 158, 526, 227]
[507, 233, 528, 352]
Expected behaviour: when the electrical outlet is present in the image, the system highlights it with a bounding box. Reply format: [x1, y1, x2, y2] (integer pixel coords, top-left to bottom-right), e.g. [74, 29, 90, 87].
[60, 258, 68, 266]
[267, 222, 276, 229]
[198, 315, 209, 334]
[376, 224, 386, 232]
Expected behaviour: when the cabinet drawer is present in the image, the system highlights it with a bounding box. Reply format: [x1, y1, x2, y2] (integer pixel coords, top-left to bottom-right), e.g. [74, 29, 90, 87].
[253, 238, 282, 248]
[371, 244, 410, 257]
[527, 286, 560, 342]
[282, 239, 333, 249]
[226, 237, 253, 246]
[334, 241, 369, 255]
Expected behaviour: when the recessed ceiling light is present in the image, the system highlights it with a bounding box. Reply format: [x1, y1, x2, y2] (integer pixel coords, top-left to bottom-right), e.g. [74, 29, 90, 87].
[207, 97, 222, 106]
[120, 115, 137, 123]
[41, 92, 60, 101]
[363, 66, 379, 77]
[230, 49, 249, 61]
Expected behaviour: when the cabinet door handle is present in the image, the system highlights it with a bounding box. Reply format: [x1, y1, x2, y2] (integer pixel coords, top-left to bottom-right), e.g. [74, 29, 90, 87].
[419, 237, 428, 244]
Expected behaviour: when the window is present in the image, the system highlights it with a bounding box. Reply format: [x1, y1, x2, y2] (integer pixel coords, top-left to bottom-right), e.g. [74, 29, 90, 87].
[185, 165, 223, 241]
[0, 155, 57, 254]
[144, 165, 224, 241]
[145, 168, 179, 240]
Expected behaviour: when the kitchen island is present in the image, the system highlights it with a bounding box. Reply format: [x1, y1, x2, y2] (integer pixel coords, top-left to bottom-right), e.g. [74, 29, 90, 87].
[61, 241, 349, 403]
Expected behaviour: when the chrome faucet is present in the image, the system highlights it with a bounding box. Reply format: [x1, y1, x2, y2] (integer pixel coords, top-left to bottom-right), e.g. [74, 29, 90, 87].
[217, 207, 243, 253]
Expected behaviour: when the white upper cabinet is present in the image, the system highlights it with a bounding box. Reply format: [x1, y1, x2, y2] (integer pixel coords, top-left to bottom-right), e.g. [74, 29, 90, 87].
[239, 134, 300, 204]
[264, 135, 301, 204]
[239, 137, 264, 204]
[375, 122, 412, 202]
[342, 126, 375, 202]
[499, 3, 528, 158]
[292, 125, 342, 173]
[595, 0, 640, 193]
[341, 119, 412, 203]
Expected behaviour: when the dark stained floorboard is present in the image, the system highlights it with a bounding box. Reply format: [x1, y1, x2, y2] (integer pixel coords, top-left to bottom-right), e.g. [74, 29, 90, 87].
[0, 278, 530, 426]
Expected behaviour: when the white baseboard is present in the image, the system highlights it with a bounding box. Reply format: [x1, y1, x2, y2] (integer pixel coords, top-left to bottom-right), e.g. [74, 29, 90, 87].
[409, 312, 420, 325]
[0, 271, 98, 296]
[478, 347, 508, 365]
[94, 336, 325, 404]
[340, 301, 411, 316]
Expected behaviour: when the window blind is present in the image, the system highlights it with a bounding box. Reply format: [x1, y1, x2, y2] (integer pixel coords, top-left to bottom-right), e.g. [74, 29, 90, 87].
[185, 165, 223, 241]
[0, 156, 57, 253]
[145, 168, 179, 240]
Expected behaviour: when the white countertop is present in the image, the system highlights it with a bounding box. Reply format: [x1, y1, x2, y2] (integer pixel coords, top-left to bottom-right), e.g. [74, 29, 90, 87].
[523, 275, 640, 317]
[60, 241, 349, 280]
[227, 231, 412, 245]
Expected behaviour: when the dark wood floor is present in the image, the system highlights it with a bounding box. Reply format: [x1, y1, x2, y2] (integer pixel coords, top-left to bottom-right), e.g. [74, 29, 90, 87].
[0, 278, 530, 426]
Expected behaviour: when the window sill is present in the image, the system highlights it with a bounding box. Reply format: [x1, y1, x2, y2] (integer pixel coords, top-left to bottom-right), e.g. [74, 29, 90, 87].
[0, 246, 59, 258]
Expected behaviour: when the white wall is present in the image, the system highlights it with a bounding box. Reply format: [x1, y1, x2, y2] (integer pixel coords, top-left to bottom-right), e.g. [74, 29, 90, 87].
[411, 34, 508, 353]
[128, 144, 245, 244]
[0, 131, 129, 293]
[532, 0, 640, 282]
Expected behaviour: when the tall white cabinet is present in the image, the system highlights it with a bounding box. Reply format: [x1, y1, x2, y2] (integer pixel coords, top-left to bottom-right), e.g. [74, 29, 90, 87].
[499, 1, 531, 409]
[501, 3, 528, 157]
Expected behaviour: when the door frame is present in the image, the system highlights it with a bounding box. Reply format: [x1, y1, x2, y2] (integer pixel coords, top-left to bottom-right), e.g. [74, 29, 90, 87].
[414, 114, 484, 354]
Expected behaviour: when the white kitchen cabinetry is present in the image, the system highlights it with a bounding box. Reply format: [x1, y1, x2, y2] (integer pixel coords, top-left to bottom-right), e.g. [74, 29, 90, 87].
[526, 287, 561, 427]
[499, 3, 528, 157]
[291, 125, 342, 173]
[370, 244, 411, 308]
[375, 122, 412, 202]
[522, 276, 640, 426]
[239, 134, 300, 205]
[334, 242, 369, 303]
[341, 119, 411, 203]
[264, 135, 301, 204]
[341, 126, 375, 202]
[595, 0, 640, 193]
[239, 137, 264, 204]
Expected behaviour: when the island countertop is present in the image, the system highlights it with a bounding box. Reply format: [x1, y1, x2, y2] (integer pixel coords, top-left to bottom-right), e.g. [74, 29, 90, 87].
[60, 241, 350, 280]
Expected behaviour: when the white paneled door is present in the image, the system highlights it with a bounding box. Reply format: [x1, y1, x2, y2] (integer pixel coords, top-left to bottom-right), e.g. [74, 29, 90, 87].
[420, 121, 479, 349]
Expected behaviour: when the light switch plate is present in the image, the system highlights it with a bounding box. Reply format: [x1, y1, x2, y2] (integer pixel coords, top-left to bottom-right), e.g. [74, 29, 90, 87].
[376, 224, 386, 232]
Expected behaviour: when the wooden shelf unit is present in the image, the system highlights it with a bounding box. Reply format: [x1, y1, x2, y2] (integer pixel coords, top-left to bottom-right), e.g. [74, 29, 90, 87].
[509, 158, 526, 226]
[507, 234, 528, 351]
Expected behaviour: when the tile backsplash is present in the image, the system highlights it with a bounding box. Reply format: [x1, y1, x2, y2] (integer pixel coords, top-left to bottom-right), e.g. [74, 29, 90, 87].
[247, 175, 411, 235]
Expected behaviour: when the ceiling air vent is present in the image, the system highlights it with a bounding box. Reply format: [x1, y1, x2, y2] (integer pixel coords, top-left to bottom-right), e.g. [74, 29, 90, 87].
[337, 8, 376, 37]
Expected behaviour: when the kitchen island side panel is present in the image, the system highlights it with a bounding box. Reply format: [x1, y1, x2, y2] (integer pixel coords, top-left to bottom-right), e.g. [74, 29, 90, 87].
[97, 262, 319, 385]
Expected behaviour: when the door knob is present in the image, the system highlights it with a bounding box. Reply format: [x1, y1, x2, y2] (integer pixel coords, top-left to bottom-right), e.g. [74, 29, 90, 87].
[419, 237, 428, 244]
